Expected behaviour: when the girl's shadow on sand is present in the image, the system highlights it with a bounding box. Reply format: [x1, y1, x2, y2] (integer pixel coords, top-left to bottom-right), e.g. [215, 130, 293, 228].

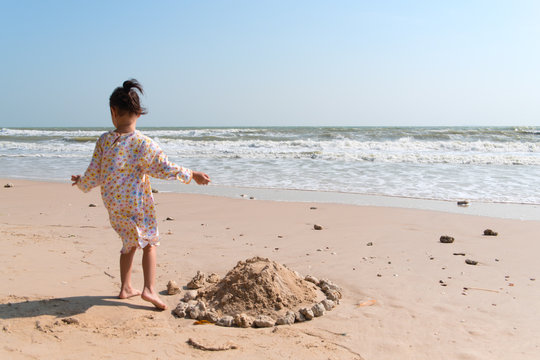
[0, 296, 156, 319]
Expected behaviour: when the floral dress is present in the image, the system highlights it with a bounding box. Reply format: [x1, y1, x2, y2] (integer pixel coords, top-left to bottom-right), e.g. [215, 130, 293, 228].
[76, 130, 192, 253]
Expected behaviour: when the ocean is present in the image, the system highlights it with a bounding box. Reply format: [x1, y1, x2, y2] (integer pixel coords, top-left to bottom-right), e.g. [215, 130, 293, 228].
[1, 126, 539, 204]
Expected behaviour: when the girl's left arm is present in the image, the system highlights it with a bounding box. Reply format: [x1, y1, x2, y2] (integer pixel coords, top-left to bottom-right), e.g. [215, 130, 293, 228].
[142, 140, 193, 183]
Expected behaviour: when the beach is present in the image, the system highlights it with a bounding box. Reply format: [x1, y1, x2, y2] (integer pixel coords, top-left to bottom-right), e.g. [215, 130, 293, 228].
[1, 179, 539, 359]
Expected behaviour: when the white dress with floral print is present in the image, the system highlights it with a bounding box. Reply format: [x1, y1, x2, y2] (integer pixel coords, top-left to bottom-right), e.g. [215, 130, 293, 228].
[77, 130, 192, 253]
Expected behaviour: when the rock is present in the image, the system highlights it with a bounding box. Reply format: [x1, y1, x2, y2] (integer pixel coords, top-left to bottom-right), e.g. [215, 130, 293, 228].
[310, 207, 317, 210]
[325, 289, 342, 302]
[62, 317, 79, 325]
[234, 313, 254, 328]
[311, 303, 325, 317]
[166, 217, 174, 221]
[440, 235, 454, 243]
[295, 311, 306, 323]
[183, 290, 198, 301]
[483, 229, 498, 236]
[249, 196, 255, 200]
[204, 310, 220, 323]
[167, 280, 180, 295]
[366, 242, 373, 246]
[313, 224, 323, 230]
[465, 259, 478, 266]
[4, 183, 14, 188]
[216, 316, 234, 327]
[186, 301, 207, 319]
[457, 200, 469, 207]
[173, 302, 189, 317]
[151, 188, 159, 193]
[253, 315, 275, 328]
[276, 311, 295, 325]
[320, 299, 335, 311]
[187, 271, 206, 289]
[304, 275, 319, 285]
[88, 203, 97, 207]
[319, 279, 342, 293]
[206, 273, 221, 283]
[299, 307, 314, 320]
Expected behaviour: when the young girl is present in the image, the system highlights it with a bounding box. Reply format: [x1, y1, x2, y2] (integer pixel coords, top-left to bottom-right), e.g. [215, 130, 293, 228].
[71, 79, 210, 310]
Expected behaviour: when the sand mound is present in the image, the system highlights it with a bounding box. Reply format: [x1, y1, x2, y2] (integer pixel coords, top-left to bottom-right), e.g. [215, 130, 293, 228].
[199, 257, 319, 318]
[174, 256, 342, 327]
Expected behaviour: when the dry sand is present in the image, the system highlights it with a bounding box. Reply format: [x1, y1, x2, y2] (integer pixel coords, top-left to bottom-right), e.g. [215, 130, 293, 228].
[1, 179, 539, 359]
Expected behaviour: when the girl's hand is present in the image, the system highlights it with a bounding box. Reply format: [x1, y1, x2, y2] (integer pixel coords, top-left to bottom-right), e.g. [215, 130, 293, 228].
[71, 175, 81, 186]
[192, 171, 210, 185]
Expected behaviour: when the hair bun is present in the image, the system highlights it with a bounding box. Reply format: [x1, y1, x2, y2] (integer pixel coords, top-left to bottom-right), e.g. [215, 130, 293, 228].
[123, 80, 134, 92]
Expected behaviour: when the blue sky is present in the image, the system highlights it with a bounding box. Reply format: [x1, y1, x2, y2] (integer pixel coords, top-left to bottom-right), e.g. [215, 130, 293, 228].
[1, 1, 539, 127]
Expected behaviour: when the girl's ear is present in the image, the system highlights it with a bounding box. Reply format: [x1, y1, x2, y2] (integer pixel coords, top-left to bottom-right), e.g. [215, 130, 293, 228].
[110, 107, 117, 119]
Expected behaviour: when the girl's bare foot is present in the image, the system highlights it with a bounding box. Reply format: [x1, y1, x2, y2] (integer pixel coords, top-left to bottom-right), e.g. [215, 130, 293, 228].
[118, 287, 142, 299]
[141, 288, 167, 310]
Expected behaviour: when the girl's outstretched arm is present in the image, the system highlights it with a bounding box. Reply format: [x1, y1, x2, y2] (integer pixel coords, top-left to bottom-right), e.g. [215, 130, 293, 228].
[141, 140, 210, 185]
[74, 140, 103, 192]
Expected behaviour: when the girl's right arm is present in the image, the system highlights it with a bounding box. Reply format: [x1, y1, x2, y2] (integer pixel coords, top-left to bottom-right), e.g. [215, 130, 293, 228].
[73, 140, 103, 193]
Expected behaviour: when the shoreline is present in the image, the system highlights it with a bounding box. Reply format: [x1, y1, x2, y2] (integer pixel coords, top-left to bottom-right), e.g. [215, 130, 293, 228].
[3, 177, 538, 220]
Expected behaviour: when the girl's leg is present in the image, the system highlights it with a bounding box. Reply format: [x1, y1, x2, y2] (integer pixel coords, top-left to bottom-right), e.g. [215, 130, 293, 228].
[141, 245, 167, 310]
[118, 247, 141, 299]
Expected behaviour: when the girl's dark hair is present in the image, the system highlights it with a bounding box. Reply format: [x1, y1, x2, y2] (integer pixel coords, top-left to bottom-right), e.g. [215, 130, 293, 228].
[109, 79, 148, 116]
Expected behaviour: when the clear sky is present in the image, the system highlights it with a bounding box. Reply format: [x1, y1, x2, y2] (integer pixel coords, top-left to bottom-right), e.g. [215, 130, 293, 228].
[1, 0, 539, 127]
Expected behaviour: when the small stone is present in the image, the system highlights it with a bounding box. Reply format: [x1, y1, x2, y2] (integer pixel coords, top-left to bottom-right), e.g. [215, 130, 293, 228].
[182, 290, 198, 301]
[253, 315, 275, 328]
[88, 203, 97, 207]
[304, 275, 319, 285]
[465, 259, 478, 266]
[204, 310, 219, 323]
[151, 188, 159, 193]
[377, 273, 382, 277]
[483, 229, 498, 236]
[366, 242, 373, 246]
[173, 302, 189, 318]
[310, 206, 317, 210]
[294, 311, 306, 323]
[453, 252, 466, 256]
[320, 299, 335, 311]
[276, 311, 295, 325]
[186, 301, 207, 320]
[187, 271, 206, 289]
[206, 273, 221, 283]
[457, 200, 469, 207]
[216, 316, 234, 327]
[311, 303, 325, 317]
[530, 278, 536, 281]
[62, 317, 79, 325]
[440, 235, 454, 243]
[234, 313, 254, 328]
[4, 183, 14, 188]
[319, 279, 342, 293]
[299, 307, 314, 320]
[314, 224, 323, 230]
[166, 217, 174, 221]
[167, 280, 180, 295]
[249, 196, 255, 200]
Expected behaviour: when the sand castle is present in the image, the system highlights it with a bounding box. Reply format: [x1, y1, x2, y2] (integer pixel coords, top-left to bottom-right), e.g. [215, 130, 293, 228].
[173, 256, 342, 328]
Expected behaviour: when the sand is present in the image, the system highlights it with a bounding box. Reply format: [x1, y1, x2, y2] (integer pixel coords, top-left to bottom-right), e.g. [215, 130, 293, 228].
[1, 179, 539, 359]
